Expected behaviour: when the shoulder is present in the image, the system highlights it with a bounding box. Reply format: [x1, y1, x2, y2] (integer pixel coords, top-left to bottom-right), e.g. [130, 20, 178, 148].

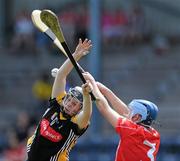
[116, 117, 137, 128]
[149, 127, 160, 138]
[116, 117, 138, 134]
[55, 91, 66, 104]
[139, 126, 161, 143]
[49, 92, 66, 107]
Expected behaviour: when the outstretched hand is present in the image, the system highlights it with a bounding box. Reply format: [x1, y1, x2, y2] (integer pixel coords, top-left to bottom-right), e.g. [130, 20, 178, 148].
[74, 38, 92, 57]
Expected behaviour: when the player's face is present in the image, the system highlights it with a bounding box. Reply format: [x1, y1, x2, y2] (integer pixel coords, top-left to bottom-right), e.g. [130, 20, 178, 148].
[63, 95, 82, 116]
[128, 106, 143, 123]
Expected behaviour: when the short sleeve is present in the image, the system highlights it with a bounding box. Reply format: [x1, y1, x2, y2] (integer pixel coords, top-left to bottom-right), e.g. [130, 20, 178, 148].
[71, 116, 89, 136]
[56, 91, 66, 104]
[49, 91, 66, 108]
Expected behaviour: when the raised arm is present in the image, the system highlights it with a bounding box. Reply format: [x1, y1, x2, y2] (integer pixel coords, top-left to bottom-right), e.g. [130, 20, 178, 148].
[83, 72, 124, 128]
[76, 81, 92, 129]
[51, 39, 92, 98]
[96, 82, 130, 117]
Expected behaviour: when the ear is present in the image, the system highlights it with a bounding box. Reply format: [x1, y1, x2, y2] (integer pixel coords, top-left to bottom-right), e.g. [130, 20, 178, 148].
[132, 114, 142, 122]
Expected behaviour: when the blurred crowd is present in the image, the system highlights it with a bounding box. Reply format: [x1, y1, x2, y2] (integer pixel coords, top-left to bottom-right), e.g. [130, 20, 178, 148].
[0, 111, 36, 161]
[0, 2, 175, 161]
[5, 3, 170, 57]
[0, 71, 52, 161]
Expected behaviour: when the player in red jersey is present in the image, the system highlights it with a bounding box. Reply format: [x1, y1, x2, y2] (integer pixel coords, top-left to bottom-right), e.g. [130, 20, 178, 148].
[83, 72, 160, 161]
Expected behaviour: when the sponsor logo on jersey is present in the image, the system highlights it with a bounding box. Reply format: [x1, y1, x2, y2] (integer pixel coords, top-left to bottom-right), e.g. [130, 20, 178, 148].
[40, 119, 62, 142]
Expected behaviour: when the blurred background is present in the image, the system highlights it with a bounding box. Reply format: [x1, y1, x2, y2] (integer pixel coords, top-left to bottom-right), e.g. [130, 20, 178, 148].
[0, 0, 180, 160]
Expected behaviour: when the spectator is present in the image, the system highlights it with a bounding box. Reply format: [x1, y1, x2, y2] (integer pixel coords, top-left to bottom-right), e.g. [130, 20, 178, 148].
[153, 34, 170, 56]
[13, 111, 31, 143]
[10, 10, 36, 55]
[74, 15, 88, 44]
[127, 5, 147, 44]
[113, 9, 129, 44]
[102, 8, 129, 46]
[102, 10, 115, 45]
[3, 130, 27, 161]
[32, 72, 52, 117]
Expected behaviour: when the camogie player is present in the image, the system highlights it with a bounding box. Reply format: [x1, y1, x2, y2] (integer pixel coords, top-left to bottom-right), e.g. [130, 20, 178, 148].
[83, 72, 160, 161]
[26, 39, 93, 161]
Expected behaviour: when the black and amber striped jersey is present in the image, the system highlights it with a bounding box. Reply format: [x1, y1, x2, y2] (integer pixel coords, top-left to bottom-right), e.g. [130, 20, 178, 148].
[27, 93, 88, 161]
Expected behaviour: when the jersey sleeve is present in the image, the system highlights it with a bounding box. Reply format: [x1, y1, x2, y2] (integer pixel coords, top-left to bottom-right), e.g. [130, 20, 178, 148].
[56, 91, 66, 104]
[48, 91, 66, 110]
[71, 116, 89, 136]
[49, 91, 66, 107]
[73, 123, 89, 136]
[115, 117, 138, 137]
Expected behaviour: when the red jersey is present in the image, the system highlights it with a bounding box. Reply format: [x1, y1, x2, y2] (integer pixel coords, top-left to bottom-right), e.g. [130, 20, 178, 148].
[115, 118, 160, 161]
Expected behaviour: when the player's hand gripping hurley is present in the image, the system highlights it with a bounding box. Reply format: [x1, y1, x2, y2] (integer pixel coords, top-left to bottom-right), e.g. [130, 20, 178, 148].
[31, 9, 96, 100]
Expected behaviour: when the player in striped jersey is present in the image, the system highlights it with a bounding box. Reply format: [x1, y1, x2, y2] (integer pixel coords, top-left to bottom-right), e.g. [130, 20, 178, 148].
[26, 39, 93, 161]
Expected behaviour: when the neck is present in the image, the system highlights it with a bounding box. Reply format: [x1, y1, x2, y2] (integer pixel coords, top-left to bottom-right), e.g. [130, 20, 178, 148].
[138, 122, 151, 129]
[62, 112, 71, 119]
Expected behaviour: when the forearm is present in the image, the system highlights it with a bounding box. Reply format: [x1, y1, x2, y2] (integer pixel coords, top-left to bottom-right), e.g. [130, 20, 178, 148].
[77, 94, 92, 129]
[51, 53, 81, 98]
[95, 95, 108, 112]
[82, 95, 92, 123]
[52, 39, 92, 98]
[57, 53, 81, 79]
[95, 97, 121, 128]
[102, 88, 130, 117]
